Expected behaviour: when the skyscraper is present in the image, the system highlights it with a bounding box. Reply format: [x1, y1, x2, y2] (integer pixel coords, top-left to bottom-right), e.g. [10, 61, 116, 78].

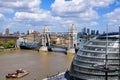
[96, 30, 99, 35]
[91, 30, 95, 35]
[82, 27, 86, 35]
[87, 28, 90, 35]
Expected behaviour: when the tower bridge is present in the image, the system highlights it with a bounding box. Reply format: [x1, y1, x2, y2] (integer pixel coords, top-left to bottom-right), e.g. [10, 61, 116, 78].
[39, 25, 51, 51]
[28, 24, 79, 54]
[67, 24, 78, 53]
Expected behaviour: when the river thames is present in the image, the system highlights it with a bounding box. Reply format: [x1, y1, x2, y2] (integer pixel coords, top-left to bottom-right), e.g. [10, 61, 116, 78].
[0, 49, 74, 80]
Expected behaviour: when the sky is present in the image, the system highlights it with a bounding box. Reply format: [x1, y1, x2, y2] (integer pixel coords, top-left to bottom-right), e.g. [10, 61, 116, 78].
[0, 0, 120, 34]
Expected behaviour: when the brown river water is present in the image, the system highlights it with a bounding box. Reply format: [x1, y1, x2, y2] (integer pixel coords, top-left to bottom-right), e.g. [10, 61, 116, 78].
[0, 49, 74, 80]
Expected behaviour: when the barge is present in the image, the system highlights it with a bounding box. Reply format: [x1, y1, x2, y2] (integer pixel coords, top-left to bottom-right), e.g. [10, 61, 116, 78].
[6, 69, 29, 78]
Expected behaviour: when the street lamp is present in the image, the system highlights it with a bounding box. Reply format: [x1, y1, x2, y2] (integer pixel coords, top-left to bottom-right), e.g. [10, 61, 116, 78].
[105, 24, 108, 80]
[119, 26, 120, 80]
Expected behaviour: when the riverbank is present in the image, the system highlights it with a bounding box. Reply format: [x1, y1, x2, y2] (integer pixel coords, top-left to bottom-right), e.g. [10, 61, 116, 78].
[0, 48, 19, 53]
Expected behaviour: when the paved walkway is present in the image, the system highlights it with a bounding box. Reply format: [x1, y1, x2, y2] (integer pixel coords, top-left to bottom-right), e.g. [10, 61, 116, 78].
[43, 71, 71, 80]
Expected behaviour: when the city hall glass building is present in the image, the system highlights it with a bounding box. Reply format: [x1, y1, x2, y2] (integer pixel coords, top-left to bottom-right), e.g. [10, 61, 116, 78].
[70, 33, 120, 80]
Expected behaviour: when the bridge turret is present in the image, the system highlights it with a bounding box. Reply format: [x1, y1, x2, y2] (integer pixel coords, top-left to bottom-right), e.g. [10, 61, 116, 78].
[42, 25, 50, 46]
[67, 24, 77, 54]
[68, 24, 77, 48]
[39, 25, 51, 51]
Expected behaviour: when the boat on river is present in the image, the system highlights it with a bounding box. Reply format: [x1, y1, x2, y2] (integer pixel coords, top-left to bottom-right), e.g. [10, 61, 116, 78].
[6, 69, 29, 78]
[19, 42, 39, 50]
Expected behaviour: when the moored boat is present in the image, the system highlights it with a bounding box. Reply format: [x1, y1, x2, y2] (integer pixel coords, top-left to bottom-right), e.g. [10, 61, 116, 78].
[6, 69, 29, 78]
[19, 42, 39, 50]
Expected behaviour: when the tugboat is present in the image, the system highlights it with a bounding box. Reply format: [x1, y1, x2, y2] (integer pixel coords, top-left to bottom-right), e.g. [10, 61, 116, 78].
[6, 69, 29, 78]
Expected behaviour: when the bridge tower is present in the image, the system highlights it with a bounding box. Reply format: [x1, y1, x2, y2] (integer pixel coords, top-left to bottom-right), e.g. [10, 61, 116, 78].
[67, 24, 77, 54]
[39, 25, 50, 51]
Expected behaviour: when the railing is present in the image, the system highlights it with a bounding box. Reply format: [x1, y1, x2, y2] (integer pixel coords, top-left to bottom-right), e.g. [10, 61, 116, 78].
[43, 72, 66, 80]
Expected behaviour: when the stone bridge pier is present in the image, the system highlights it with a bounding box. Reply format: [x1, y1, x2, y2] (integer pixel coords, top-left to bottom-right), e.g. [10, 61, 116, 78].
[39, 26, 50, 51]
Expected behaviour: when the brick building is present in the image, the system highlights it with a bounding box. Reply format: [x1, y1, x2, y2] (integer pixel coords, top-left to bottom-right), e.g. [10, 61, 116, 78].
[22, 31, 40, 43]
[0, 36, 18, 43]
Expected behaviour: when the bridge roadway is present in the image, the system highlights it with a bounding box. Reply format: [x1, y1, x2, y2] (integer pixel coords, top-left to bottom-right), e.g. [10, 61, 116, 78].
[47, 45, 68, 54]
[48, 45, 67, 50]
[20, 42, 79, 53]
[47, 45, 79, 54]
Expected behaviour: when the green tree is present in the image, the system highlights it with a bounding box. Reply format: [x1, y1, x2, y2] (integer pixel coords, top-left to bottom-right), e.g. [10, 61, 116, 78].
[3, 40, 16, 48]
[0, 41, 3, 47]
[3, 43, 9, 48]
[7, 40, 16, 48]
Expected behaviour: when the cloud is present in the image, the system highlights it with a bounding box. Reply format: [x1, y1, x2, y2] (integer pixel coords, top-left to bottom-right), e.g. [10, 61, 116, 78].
[90, 0, 114, 7]
[105, 8, 120, 19]
[0, 0, 118, 32]
[51, 0, 88, 13]
[13, 10, 67, 31]
[14, 10, 62, 22]
[90, 21, 99, 26]
[0, 13, 5, 21]
[104, 8, 120, 25]
[51, 0, 115, 21]
[116, 0, 120, 5]
[0, 0, 41, 13]
[78, 8, 99, 20]
[14, 12, 42, 21]
[51, 0, 90, 19]
[0, 7, 13, 13]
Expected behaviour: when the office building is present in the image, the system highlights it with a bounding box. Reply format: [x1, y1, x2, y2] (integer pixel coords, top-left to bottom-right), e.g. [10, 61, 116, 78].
[70, 32, 119, 80]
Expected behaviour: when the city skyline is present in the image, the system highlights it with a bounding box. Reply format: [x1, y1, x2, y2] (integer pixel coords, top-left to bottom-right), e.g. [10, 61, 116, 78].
[1, 27, 100, 35]
[0, 0, 120, 33]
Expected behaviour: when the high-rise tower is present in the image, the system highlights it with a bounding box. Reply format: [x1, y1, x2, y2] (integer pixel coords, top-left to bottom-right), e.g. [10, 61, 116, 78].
[5, 28, 9, 36]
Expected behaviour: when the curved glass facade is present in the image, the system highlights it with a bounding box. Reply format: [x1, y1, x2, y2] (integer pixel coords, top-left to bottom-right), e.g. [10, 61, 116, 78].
[70, 33, 119, 80]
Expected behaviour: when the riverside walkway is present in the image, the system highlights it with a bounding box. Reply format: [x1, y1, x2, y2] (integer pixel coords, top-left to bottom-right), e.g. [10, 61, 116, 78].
[43, 71, 71, 80]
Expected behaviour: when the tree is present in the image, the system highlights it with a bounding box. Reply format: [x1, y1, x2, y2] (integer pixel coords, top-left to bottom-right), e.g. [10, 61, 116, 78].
[0, 40, 16, 48]
[0, 41, 3, 47]
[7, 40, 16, 48]
[3, 43, 9, 48]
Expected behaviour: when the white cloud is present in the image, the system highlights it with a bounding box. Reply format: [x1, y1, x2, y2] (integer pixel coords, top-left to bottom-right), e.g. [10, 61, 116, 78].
[105, 8, 120, 19]
[78, 8, 99, 20]
[90, 21, 99, 26]
[0, 13, 5, 21]
[51, 0, 88, 13]
[104, 8, 120, 25]
[14, 12, 42, 21]
[0, 0, 41, 13]
[90, 0, 114, 7]
[0, 7, 13, 13]
[0, 0, 117, 32]
[51, 0, 114, 21]
[14, 10, 62, 22]
[77, 21, 99, 28]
